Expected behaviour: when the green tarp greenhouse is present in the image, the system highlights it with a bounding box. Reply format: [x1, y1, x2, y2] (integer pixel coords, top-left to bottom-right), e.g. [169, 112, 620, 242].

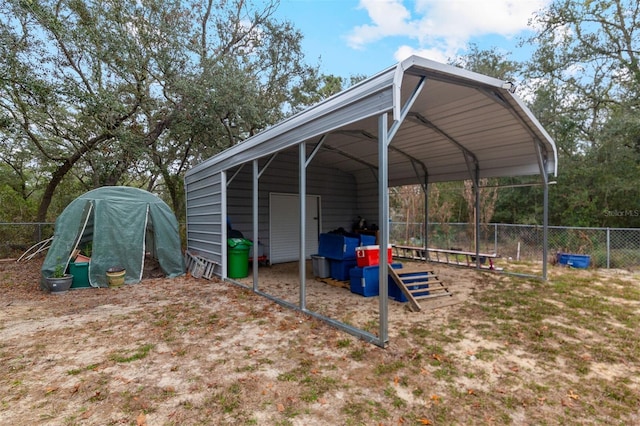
[41, 186, 185, 288]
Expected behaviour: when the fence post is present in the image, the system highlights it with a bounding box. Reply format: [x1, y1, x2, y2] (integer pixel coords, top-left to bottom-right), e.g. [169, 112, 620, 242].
[494, 223, 498, 254]
[606, 228, 610, 269]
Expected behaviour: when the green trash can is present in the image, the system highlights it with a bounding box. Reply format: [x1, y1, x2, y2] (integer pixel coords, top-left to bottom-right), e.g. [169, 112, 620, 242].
[227, 238, 253, 278]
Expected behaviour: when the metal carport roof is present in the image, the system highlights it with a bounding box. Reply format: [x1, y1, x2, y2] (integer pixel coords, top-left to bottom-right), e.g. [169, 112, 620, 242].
[188, 55, 557, 184]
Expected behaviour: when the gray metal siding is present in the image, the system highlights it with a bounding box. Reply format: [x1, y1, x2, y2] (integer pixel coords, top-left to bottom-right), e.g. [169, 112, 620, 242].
[354, 170, 380, 229]
[185, 170, 224, 269]
[222, 149, 358, 260]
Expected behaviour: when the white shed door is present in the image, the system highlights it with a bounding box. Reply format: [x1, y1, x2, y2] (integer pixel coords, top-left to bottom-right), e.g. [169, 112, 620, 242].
[269, 193, 320, 264]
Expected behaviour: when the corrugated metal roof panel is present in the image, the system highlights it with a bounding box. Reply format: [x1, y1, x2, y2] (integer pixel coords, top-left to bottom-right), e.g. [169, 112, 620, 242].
[186, 55, 558, 186]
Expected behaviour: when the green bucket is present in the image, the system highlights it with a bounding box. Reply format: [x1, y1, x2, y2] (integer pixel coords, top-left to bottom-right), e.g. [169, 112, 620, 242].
[227, 238, 252, 278]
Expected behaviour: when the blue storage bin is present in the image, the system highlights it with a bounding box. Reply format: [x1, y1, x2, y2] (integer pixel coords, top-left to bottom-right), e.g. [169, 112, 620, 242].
[556, 253, 590, 268]
[318, 233, 359, 260]
[399, 272, 431, 298]
[359, 234, 376, 246]
[349, 263, 403, 297]
[388, 279, 408, 302]
[330, 259, 358, 281]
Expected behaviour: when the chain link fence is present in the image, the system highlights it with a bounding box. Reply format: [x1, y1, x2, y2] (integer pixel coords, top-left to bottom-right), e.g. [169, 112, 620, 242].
[390, 222, 640, 270]
[0, 223, 55, 259]
[3, 222, 639, 270]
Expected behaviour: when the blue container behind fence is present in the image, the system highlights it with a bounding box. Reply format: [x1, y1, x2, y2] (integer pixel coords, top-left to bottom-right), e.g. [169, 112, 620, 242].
[556, 253, 591, 269]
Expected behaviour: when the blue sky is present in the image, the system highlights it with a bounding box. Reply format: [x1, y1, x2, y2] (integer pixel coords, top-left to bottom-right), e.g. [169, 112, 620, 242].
[271, 0, 551, 79]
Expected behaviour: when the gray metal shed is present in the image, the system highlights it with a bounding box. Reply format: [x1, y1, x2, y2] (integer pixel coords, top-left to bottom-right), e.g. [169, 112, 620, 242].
[185, 55, 558, 346]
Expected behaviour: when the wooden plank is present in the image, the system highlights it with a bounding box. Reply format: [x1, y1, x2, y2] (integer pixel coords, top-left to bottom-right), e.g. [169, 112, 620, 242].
[388, 268, 422, 312]
[414, 292, 454, 301]
[409, 286, 448, 293]
[318, 277, 349, 289]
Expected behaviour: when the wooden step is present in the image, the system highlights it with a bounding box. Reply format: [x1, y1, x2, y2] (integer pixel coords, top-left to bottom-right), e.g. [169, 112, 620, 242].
[388, 268, 453, 312]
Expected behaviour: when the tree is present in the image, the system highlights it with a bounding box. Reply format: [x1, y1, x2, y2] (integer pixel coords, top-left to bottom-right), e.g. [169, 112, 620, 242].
[0, 0, 322, 222]
[524, 0, 640, 227]
[451, 43, 519, 81]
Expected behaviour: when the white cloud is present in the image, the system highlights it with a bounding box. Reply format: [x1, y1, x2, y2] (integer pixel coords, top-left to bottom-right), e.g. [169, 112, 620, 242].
[347, 0, 550, 60]
[393, 45, 450, 63]
[347, 0, 416, 48]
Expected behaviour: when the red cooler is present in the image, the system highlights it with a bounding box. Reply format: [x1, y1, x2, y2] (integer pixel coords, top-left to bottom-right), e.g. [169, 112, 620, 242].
[355, 245, 393, 267]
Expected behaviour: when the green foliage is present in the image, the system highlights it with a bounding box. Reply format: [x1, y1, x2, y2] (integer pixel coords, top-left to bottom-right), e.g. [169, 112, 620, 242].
[52, 263, 65, 278]
[524, 0, 640, 227]
[0, 0, 320, 221]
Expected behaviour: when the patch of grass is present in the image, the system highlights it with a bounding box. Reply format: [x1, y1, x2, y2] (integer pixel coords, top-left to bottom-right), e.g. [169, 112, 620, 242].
[337, 338, 351, 348]
[342, 399, 390, 423]
[374, 360, 405, 375]
[277, 362, 341, 404]
[213, 382, 242, 414]
[349, 347, 366, 361]
[110, 343, 154, 363]
[432, 364, 458, 381]
[407, 325, 429, 338]
[300, 375, 338, 403]
[383, 386, 406, 409]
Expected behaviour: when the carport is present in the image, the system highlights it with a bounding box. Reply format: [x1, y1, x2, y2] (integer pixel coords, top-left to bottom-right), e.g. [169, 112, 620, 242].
[185, 55, 558, 347]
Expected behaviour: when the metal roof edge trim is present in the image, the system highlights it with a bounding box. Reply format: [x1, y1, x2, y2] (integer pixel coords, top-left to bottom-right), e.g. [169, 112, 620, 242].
[505, 91, 559, 177]
[187, 69, 397, 177]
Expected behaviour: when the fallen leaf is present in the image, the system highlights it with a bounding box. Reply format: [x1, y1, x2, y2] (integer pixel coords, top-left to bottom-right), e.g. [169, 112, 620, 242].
[276, 403, 285, 412]
[561, 398, 573, 407]
[420, 368, 430, 375]
[418, 418, 432, 425]
[394, 376, 399, 385]
[467, 389, 475, 395]
[136, 412, 147, 426]
[567, 390, 579, 400]
[430, 394, 440, 404]
[45, 386, 59, 394]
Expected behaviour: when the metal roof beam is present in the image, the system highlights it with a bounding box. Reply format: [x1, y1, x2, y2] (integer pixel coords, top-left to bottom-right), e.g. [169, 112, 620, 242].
[257, 153, 278, 179]
[306, 134, 328, 168]
[227, 163, 246, 186]
[409, 112, 479, 182]
[388, 76, 426, 142]
[477, 87, 555, 177]
[334, 129, 429, 183]
[320, 143, 379, 171]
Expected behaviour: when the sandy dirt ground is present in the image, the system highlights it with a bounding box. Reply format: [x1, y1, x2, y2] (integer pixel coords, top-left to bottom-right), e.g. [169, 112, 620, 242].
[1, 257, 638, 425]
